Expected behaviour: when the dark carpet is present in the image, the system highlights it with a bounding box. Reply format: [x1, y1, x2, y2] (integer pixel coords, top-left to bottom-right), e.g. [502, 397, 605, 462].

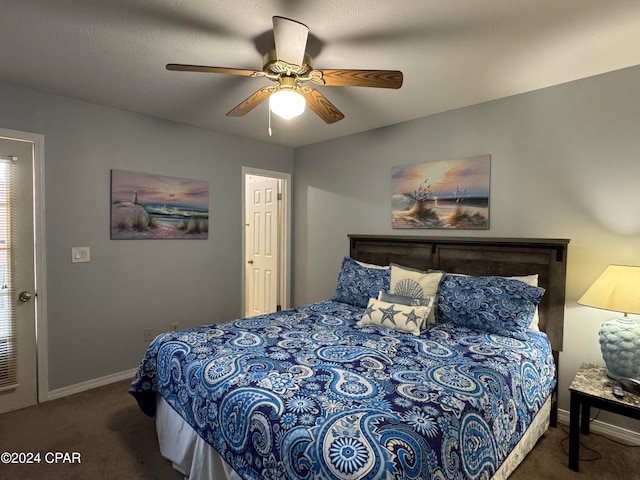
[0, 379, 638, 479]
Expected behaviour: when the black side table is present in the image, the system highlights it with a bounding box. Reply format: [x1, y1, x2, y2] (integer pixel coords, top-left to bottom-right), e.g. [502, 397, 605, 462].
[568, 362, 640, 471]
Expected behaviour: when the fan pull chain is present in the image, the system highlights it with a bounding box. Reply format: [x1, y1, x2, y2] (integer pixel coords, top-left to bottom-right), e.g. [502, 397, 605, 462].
[268, 108, 273, 137]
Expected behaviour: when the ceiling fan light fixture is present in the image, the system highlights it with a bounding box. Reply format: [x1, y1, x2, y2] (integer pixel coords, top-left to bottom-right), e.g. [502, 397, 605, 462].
[168, 17, 402, 124]
[269, 89, 306, 120]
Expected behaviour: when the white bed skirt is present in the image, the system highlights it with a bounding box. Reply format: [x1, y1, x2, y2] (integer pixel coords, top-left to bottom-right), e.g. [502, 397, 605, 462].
[155, 394, 551, 480]
[493, 395, 551, 480]
[156, 395, 241, 480]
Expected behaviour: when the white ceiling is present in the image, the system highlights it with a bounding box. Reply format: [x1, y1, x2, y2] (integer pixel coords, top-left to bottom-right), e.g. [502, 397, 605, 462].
[2, 0, 640, 148]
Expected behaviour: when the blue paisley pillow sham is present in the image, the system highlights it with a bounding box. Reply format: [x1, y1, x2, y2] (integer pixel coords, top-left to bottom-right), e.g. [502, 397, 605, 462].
[331, 256, 390, 308]
[437, 274, 545, 340]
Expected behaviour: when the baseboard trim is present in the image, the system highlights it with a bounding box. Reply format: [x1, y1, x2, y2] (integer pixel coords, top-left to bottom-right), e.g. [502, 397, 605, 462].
[558, 409, 640, 446]
[47, 368, 138, 401]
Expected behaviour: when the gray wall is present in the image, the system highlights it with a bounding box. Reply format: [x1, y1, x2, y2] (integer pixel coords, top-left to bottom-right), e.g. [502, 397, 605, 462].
[0, 82, 293, 390]
[2, 61, 639, 435]
[292, 65, 640, 433]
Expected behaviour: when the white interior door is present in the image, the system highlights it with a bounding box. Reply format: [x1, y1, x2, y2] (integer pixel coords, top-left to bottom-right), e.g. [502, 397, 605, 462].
[245, 175, 280, 317]
[0, 137, 38, 413]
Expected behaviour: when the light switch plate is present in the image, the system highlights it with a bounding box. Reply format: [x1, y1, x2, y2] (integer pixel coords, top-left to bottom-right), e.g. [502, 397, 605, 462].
[71, 246, 91, 263]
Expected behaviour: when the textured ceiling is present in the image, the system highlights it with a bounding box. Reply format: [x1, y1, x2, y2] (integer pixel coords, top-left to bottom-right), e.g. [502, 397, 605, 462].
[2, 0, 640, 147]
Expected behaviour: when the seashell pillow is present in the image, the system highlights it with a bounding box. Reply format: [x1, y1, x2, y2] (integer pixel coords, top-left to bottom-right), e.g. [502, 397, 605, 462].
[389, 264, 445, 326]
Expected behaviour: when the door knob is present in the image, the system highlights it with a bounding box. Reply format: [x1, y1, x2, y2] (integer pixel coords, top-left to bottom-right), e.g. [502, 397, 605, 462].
[18, 291, 32, 303]
[247, 260, 254, 264]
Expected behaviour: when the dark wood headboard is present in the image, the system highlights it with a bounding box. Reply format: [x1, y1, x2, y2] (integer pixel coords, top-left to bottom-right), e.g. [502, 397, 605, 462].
[349, 235, 570, 353]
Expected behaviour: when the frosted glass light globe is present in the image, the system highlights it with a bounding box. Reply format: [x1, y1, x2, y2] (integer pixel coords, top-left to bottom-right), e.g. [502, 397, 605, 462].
[269, 90, 306, 119]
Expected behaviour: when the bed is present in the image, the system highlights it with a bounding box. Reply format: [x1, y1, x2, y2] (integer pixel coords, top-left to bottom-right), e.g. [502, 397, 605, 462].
[130, 235, 569, 480]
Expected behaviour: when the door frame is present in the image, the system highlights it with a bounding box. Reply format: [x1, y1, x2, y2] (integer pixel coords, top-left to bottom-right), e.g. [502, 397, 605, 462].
[0, 127, 48, 404]
[241, 166, 291, 315]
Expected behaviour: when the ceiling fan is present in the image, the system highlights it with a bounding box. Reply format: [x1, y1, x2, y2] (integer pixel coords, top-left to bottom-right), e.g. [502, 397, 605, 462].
[166, 16, 403, 124]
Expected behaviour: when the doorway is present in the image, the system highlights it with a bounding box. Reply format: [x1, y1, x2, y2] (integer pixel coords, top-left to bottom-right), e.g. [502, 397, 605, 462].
[242, 167, 291, 318]
[0, 128, 46, 413]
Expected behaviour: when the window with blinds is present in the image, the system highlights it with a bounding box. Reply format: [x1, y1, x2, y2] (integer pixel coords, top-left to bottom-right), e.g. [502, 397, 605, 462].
[0, 156, 17, 390]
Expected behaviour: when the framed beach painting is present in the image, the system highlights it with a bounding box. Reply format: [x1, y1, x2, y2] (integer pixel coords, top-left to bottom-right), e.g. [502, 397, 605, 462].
[110, 169, 209, 239]
[391, 155, 490, 229]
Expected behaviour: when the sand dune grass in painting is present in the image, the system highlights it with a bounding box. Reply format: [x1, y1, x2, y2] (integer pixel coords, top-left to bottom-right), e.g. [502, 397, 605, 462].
[392, 155, 490, 230]
[111, 170, 209, 239]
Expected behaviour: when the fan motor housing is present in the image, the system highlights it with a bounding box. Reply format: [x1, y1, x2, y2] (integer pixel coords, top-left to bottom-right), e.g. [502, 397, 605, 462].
[263, 49, 313, 76]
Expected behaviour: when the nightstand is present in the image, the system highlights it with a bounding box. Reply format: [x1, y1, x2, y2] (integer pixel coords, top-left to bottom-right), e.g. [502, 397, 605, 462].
[568, 362, 640, 471]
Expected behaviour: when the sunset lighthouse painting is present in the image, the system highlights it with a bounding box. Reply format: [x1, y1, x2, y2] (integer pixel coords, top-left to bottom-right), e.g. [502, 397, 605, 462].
[110, 169, 209, 239]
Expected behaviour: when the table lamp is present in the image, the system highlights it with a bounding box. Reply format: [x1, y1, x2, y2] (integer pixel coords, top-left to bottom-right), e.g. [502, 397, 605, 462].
[577, 265, 640, 380]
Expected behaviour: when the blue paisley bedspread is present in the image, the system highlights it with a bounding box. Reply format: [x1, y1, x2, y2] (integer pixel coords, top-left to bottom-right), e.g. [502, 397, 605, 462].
[130, 300, 556, 480]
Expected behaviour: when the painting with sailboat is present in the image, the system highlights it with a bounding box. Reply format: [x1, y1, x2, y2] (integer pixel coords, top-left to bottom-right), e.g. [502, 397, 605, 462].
[110, 169, 209, 239]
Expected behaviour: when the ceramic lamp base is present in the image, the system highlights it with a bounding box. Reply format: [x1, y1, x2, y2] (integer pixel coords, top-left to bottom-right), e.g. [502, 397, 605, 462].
[598, 317, 640, 380]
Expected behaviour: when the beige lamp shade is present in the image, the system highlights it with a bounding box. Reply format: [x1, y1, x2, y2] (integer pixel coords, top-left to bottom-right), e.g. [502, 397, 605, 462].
[578, 265, 640, 315]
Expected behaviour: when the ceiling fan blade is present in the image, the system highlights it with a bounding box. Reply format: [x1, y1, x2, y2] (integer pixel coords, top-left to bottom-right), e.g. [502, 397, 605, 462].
[302, 88, 345, 124]
[167, 63, 262, 77]
[313, 69, 403, 89]
[273, 16, 308, 67]
[226, 86, 274, 117]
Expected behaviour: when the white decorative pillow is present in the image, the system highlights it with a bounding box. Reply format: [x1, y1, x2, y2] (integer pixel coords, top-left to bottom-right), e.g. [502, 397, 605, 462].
[390, 264, 444, 326]
[378, 290, 435, 328]
[358, 298, 432, 336]
[355, 260, 390, 270]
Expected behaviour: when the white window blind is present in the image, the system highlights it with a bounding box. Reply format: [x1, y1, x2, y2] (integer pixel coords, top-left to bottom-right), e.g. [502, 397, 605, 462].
[0, 155, 17, 390]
